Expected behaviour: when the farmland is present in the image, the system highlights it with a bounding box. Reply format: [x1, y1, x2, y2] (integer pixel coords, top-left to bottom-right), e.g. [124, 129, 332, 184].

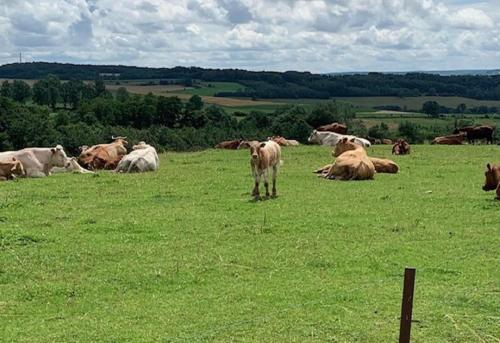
[1, 145, 499, 342]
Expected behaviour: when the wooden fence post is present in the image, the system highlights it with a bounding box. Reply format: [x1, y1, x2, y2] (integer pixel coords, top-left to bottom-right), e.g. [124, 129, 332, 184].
[399, 267, 416, 343]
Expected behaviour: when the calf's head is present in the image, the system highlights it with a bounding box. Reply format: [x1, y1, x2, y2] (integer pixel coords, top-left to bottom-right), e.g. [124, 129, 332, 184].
[483, 163, 499, 191]
[249, 142, 266, 161]
[333, 137, 359, 157]
[50, 145, 69, 167]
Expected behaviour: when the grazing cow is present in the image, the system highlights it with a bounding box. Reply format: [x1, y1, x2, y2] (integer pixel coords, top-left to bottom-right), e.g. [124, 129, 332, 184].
[323, 137, 375, 180]
[315, 157, 398, 175]
[215, 140, 242, 149]
[308, 130, 371, 147]
[51, 157, 95, 174]
[248, 141, 282, 200]
[78, 136, 128, 169]
[392, 139, 411, 155]
[454, 125, 494, 144]
[431, 132, 466, 145]
[0, 145, 69, 177]
[115, 142, 159, 173]
[483, 163, 500, 200]
[268, 136, 300, 146]
[0, 158, 25, 181]
[316, 122, 348, 134]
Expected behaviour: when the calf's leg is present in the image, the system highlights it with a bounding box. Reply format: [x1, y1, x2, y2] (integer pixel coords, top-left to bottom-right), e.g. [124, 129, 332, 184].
[496, 182, 500, 200]
[272, 165, 278, 197]
[252, 171, 261, 200]
[263, 169, 270, 198]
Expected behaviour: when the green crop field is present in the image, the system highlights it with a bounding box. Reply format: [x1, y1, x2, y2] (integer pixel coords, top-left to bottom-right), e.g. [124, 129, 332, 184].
[1, 146, 499, 342]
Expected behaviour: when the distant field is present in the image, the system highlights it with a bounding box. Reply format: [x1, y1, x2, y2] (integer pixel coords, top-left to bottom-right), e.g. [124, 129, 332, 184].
[175, 82, 246, 96]
[1, 146, 499, 341]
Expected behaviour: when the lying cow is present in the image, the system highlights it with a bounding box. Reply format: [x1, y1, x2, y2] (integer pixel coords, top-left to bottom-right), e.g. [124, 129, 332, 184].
[392, 139, 410, 155]
[51, 157, 95, 174]
[483, 163, 500, 200]
[0, 158, 25, 181]
[316, 122, 348, 134]
[324, 137, 375, 180]
[248, 140, 282, 200]
[268, 136, 300, 146]
[215, 140, 242, 149]
[431, 133, 465, 145]
[78, 136, 128, 170]
[315, 157, 398, 175]
[308, 130, 371, 147]
[115, 142, 159, 173]
[0, 145, 69, 177]
[238, 140, 260, 149]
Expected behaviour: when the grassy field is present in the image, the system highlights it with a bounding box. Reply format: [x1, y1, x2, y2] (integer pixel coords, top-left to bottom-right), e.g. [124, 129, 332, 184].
[1, 145, 499, 342]
[175, 82, 245, 96]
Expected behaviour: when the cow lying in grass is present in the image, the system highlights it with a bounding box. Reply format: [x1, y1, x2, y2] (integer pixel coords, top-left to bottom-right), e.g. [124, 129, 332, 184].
[78, 136, 128, 170]
[431, 133, 466, 145]
[268, 136, 300, 146]
[323, 137, 375, 180]
[51, 157, 95, 174]
[247, 140, 282, 200]
[0, 158, 25, 181]
[115, 142, 159, 173]
[0, 145, 69, 177]
[483, 163, 500, 200]
[315, 157, 398, 175]
[215, 140, 242, 149]
[392, 139, 411, 155]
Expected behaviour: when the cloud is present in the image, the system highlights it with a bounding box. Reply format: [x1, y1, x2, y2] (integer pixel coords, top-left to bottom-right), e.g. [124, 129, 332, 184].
[0, 0, 499, 72]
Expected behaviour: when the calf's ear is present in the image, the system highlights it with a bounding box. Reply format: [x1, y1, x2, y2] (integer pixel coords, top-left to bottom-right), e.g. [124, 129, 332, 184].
[487, 163, 491, 171]
[260, 142, 266, 148]
[51, 148, 56, 153]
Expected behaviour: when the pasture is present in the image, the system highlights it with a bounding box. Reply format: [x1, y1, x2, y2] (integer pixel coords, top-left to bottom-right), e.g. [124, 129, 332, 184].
[1, 145, 499, 342]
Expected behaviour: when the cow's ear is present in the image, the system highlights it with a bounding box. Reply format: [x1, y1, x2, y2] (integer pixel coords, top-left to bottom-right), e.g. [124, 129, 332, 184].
[342, 137, 348, 143]
[51, 148, 56, 153]
[259, 142, 266, 148]
[487, 163, 492, 171]
[350, 138, 356, 142]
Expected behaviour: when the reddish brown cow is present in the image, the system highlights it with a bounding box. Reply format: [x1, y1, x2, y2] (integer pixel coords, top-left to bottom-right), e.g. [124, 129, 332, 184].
[0, 158, 25, 181]
[382, 139, 393, 145]
[392, 139, 410, 155]
[483, 163, 500, 200]
[78, 136, 128, 169]
[316, 122, 348, 134]
[431, 132, 466, 145]
[215, 140, 242, 149]
[454, 125, 495, 144]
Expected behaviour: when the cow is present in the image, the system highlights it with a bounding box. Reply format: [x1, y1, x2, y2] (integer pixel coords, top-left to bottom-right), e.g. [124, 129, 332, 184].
[392, 139, 410, 155]
[0, 145, 69, 178]
[51, 157, 95, 174]
[316, 122, 348, 134]
[215, 140, 242, 149]
[483, 163, 500, 200]
[315, 156, 398, 175]
[238, 140, 260, 149]
[0, 158, 25, 181]
[454, 125, 494, 144]
[248, 140, 282, 200]
[323, 137, 375, 180]
[78, 136, 128, 170]
[382, 139, 393, 145]
[308, 130, 371, 147]
[115, 142, 159, 173]
[268, 136, 300, 146]
[431, 132, 466, 145]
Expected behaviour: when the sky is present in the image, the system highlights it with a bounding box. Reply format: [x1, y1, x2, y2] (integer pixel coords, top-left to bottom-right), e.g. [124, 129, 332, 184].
[0, 0, 499, 73]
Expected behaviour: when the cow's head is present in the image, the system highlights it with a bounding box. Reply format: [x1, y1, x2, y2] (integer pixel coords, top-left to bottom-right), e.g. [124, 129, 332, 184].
[10, 158, 25, 177]
[112, 136, 129, 147]
[333, 137, 359, 157]
[50, 145, 69, 168]
[483, 163, 499, 191]
[249, 142, 265, 161]
[307, 130, 320, 144]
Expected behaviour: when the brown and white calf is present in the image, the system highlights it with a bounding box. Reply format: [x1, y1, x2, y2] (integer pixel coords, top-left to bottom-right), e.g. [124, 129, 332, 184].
[248, 141, 282, 200]
[0, 158, 25, 181]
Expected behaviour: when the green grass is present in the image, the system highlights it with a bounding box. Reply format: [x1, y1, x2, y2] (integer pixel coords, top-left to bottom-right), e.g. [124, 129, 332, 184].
[178, 82, 246, 96]
[1, 146, 499, 342]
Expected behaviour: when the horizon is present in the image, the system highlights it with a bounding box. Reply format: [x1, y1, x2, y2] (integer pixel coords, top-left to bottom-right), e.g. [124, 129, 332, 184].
[0, 1, 499, 73]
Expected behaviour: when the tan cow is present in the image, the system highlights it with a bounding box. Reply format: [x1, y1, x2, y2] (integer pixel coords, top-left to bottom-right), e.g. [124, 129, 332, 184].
[483, 163, 500, 200]
[324, 137, 375, 180]
[248, 141, 282, 200]
[431, 132, 465, 145]
[0, 158, 25, 181]
[78, 136, 128, 169]
[268, 136, 300, 146]
[315, 157, 398, 175]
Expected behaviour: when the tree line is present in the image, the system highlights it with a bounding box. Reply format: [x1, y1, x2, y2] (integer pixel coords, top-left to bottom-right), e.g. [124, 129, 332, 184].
[1, 62, 500, 100]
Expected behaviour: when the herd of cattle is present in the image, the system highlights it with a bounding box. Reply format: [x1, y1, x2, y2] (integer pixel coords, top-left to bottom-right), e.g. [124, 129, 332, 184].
[0, 122, 498, 200]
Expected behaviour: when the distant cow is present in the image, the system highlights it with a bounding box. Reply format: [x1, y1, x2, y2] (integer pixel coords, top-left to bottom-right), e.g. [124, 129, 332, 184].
[432, 132, 466, 145]
[115, 142, 159, 173]
[268, 136, 300, 146]
[0, 145, 69, 177]
[308, 130, 371, 147]
[392, 139, 410, 155]
[78, 136, 128, 169]
[382, 139, 393, 145]
[238, 140, 259, 149]
[323, 137, 375, 180]
[483, 163, 500, 200]
[215, 140, 242, 149]
[0, 158, 25, 181]
[316, 122, 348, 134]
[248, 140, 282, 200]
[454, 125, 494, 144]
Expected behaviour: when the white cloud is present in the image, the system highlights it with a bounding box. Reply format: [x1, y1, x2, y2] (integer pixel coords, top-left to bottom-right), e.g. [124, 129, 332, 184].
[0, 0, 499, 72]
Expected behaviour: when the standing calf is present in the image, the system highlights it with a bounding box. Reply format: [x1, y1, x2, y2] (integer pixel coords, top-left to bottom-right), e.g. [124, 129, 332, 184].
[248, 141, 282, 200]
[483, 163, 500, 200]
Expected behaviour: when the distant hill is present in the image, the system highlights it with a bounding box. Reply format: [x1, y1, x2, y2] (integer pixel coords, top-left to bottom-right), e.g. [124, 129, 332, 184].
[328, 69, 500, 76]
[1, 62, 499, 100]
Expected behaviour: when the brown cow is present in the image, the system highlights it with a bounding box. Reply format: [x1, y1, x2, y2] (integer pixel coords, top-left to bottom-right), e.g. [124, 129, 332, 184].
[483, 163, 500, 200]
[78, 136, 128, 169]
[431, 132, 466, 145]
[392, 139, 410, 155]
[382, 139, 393, 145]
[316, 122, 348, 134]
[324, 137, 375, 180]
[268, 136, 300, 146]
[315, 157, 398, 175]
[454, 125, 494, 144]
[248, 141, 282, 200]
[215, 140, 242, 149]
[238, 140, 259, 149]
[0, 158, 25, 181]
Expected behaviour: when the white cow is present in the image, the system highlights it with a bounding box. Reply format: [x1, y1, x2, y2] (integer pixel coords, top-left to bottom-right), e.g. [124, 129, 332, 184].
[51, 157, 95, 174]
[308, 130, 371, 147]
[115, 142, 159, 173]
[0, 145, 70, 177]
